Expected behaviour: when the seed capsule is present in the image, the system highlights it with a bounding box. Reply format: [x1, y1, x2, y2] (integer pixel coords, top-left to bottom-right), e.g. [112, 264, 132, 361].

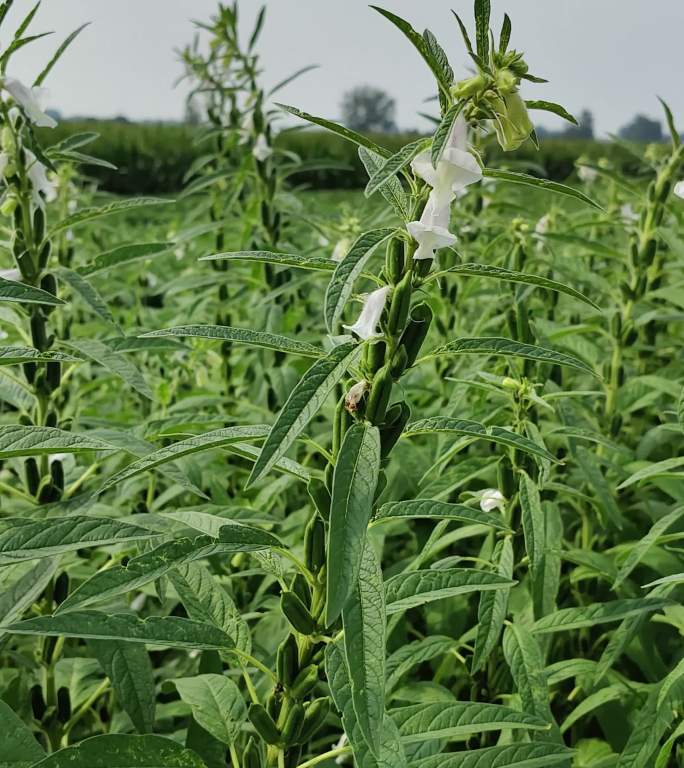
[281, 592, 316, 636]
[365, 365, 393, 424]
[248, 703, 281, 745]
[400, 302, 433, 368]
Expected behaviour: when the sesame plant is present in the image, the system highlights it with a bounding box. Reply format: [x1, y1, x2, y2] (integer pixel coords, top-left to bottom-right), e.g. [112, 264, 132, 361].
[1, 3, 684, 768]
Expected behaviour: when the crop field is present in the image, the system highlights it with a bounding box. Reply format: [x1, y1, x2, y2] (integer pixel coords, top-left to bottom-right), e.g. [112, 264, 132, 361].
[1, 2, 684, 768]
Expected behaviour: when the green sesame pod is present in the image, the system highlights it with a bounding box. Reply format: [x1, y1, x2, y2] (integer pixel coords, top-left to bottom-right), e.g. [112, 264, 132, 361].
[40, 273, 57, 297]
[497, 457, 516, 499]
[385, 237, 405, 283]
[383, 402, 403, 427]
[46, 361, 61, 391]
[290, 664, 319, 700]
[307, 478, 330, 521]
[304, 515, 326, 572]
[642, 237, 657, 266]
[610, 311, 622, 337]
[657, 179, 671, 203]
[387, 272, 412, 336]
[248, 704, 281, 746]
[389, 345, 408, 380]
[610, 413, 623, 437]
[379, 401, 410, 459]
[400, 302, 433, 368]
[647, 182, 657, 202]
[290, 573, 311, 605]
[365, 365, 393, 424]
[299, 697, 330, 743]
[324, 463, 334, 493]
[281, 592, 316, 636]
[653, 206, 665, 226]
[50, 459, 64, 492]
[413, 256, 433, 278]
[30, 312, 47, 351]
[281, 702, 305, 746]
[332, 395, 352, 456]
[25, 457, 40, 496]
[38, 241, 51, 270]
[243, 737, 262, 768]
[266, 691, 281, 721]
[363, 340, 386, 374]
[276, 634, 298, 686]
[33, 206, 46, 243]
[374, 469, 387, 501]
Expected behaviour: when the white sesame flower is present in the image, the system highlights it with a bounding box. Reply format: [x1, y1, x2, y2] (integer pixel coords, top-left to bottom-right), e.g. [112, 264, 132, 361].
[577, 165, 598, 184]
[2, 78, 57, 128]
[407, 199, 457, 261]
[673, 181, 684, 199]
[620, 204, 638, 222]
[252, 133, 272, 162]
[239, 110, 254, 144]
[0, 268, 21, 281]
[479, 488, 506, 513]
[331, 238, 350, 262]
[25, 150, 57, 207]
[535, 214, 551, 235]
[344, 379, 369, 413]
[411, 114, 482, 211]
[343, 285, 390, 340]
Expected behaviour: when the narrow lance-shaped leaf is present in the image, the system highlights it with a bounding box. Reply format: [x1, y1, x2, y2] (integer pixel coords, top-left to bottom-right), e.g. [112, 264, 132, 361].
[173, 674, 246, 747]
[325, 227, 396, 333]
[200, 250, 334, 271]
[343, 541, 386, 757]
[414, 743, 575, 768]
[375, 498, 511, 530]
[0, 346, 82, 366]
[0, 425, 117, 459]
[431, 102, 464, 168]
[519, 471, 545, 577]
[525, 100, 578, 125]
[365, 138, 428, 198]
[359, 146, 410, 220]
[0, 275, 65, 305]
[430, 337, 598, 377]
[48, 198, 173, 238]
[64, 339, 153, 399]
[78, 242, 174, 277]
[140, 325, 322, 358]
[247, 341, 361, 486]
[0, 559, 58, 638]
[484, 168, 604, 210]
[0, 699, 46, 765]
[327, 422, 381, 625]
[532, 597, 672, 635]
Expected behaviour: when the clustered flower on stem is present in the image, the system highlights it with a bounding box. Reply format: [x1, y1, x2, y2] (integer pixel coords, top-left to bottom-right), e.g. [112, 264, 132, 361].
[406, 114, 482, 264]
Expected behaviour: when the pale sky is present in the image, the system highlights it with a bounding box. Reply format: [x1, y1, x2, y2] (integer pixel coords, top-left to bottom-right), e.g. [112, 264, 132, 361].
[5, 1, 682, 136]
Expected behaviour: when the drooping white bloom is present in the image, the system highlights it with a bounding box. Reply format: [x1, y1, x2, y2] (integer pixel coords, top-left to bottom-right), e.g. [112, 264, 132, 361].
[479, 488, 506, 513]
[25, 150, 57, 207]
[620, 203, 638, 222]
[2, 78, 57, 128]
[344, 379, 369, 413]
[331, 238, 350, 263]
[343, 285, 390, 340]
[0, 267, 21, 281]
[407, 199, 457, 261]
[535, 214, 551, 235]
[674, 181, 684, 199]
[577, 165, 598, 184]
[252, 133, 272, 162]
[0, 151, 9, 178]
[411, 114, 482, 211]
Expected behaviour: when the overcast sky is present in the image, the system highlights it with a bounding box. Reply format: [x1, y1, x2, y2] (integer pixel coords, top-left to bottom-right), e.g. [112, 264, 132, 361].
[5, 1, 683, 137]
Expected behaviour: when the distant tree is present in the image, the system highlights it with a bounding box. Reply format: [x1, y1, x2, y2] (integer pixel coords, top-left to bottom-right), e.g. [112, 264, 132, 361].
[561, 109, 594, 139]
[341, 85, 397, 133]
[619, 114, 663, 142]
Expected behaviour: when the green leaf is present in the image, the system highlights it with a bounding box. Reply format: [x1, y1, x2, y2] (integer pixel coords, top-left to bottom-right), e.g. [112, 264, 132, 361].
[375, 498, 510, 530]
[5, 612, 235, 651]
[525, 100, 578, 125]
[58, 529, 278, 612]
[48, 198, 173, 238]
[617, 456, 684, 490]
[78, 243, 173, 277]
[0, 559, 58, 639]
[390, 700, 548, 742]
[471, 537, 514, 673]
[519, 472, 545, 577]
[0, 699, 45, 767]
[474, 0, 491, 59]
[612, 506, 684, 590]
[499, 13, 512, 53]
[658, 96, 680, 148]
[327, 422, 381, 625]
[90, 640, 156, 734]
[431, 102, 464, 168]
[326, 641, 407, 768]
[559, 685, 624, 736]
[55, 267, 122, 334]
[200, 250, 335, 271]
[483, 169, 603, 210]
[387, 635, 455, 692]
[140, 325, 322, 358]
[384, 568, 514, 615]
[247, 342, 361, 486]
[359, 147, 410, 220]
[364, 138, 428, 198]
[617, 688, 673, 768]
[173, 674, 246, 746]
[414, 743, 574, 768]
[404, 417, 558, 463]
[0, 275, 65, 305]
[370, 7, 452, 94]
[63, 339, 152, 399]
[325, 228, 396, 333]
[430, 337, 597, 377]
[30, 734, 206, 768]
[168, 563, 251, 654]
[98, 426, 269, 493]
[34, 22, 89, 86]
[0, 516, 158, 564]
[503, 623, 558, 734]
[532, 598, 672, 635]
[0, 425, 116, 459]
[343, 541, 386, 757]
[0, 346, 81, 366]
[276, 103, 391, 157]
[436, 262, 600, 310]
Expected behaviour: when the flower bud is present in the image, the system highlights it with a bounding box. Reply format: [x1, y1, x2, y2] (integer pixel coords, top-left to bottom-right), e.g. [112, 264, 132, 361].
[1, 192, 18, 217]
[490, 91, 534, 152]
[451, 72, 488, 99]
